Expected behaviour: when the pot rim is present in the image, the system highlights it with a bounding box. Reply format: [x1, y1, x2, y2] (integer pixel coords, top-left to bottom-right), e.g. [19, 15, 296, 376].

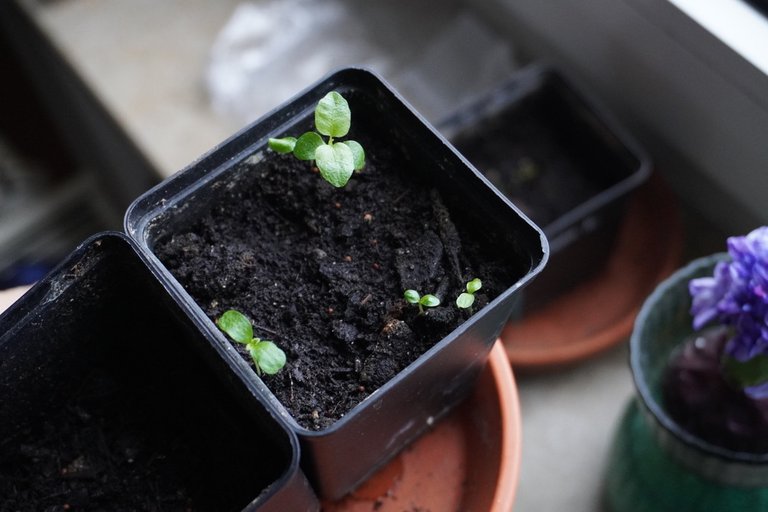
[488, 341, 522, 511]
[630, 253, 768, 470]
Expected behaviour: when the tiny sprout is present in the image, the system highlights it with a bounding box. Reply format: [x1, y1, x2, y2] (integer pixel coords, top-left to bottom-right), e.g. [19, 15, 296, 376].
[216, 309, 286, 376]
[404, 289, 440, 315]
[268, 91, 365, 188]
[514, 157, 539, 184]
[456, 278, 482, 310]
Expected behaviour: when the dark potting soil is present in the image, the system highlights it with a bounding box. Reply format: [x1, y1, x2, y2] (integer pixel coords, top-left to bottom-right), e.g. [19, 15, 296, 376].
[0, 369, 198, 512]
[155, 134, 519, 431]
[0, 260, 283, 511]
[451, 98, 614, 228]
[662, 326, 768, 454]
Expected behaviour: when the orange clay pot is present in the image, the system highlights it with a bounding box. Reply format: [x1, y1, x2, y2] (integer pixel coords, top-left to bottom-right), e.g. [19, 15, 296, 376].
[325, 341, 521, 511]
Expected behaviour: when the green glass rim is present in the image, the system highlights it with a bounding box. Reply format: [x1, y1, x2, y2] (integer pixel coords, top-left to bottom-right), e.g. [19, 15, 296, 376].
[630, 253, 768, 477]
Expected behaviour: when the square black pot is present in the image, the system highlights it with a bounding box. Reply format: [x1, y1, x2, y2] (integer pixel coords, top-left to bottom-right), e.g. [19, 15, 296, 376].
[124, 68, 547, 499]
[0, 233, 317, 511]
[439, 64, 651, 309]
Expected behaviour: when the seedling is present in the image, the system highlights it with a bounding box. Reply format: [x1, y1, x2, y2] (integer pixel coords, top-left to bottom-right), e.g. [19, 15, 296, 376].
[456, 278, 482, 309]
[404, 289, 440, 315]
[268, 91, 365, 188]
[216, 309, 286, 376]
[514, 157, 539, 185]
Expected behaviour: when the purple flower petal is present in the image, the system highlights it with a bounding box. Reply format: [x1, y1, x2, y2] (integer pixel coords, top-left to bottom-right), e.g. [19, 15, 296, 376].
[745, 380, 768, 400]
[689, 227, 768, 389]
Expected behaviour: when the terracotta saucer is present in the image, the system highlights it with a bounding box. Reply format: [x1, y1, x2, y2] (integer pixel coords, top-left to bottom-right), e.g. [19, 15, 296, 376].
[324, 341, 521, 511]
[502, 174, 683, 369]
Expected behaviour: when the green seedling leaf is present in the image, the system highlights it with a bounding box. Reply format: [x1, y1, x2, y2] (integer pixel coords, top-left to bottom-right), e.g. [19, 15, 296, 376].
[216, 309, 254, 345]
[217, 310, 286, 376]
[456, 292, 475, 309]
[341, 140, 365, 171]
[466, 278, 482, 294]
[724, 354, 768, 387]
[405, 289, 439, 314]
[294, 132, 324, 161]
[315, 91, 351, 138]
[456, 279, 482, 310]
[420, 294, 441, 308]
[316, 142, 354, 187]
[404, 289, 421, 304]
[268, 137, 297, 154]
[248, 340, 287, 376]
[267, 92, 363, 188]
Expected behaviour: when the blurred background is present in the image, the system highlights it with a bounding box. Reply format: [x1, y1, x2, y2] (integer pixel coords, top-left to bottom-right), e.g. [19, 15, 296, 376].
[1, 0, 767, 509]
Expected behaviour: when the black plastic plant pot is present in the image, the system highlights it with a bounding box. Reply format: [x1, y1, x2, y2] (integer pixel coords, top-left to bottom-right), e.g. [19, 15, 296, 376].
[124, 68, 547, 499]
[439, 63, 651, 309]
[0, 233, 318, 512]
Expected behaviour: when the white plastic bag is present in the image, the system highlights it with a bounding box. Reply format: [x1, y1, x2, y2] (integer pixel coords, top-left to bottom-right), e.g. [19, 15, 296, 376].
[206, 1, 517, 124]
[206, 0, 389, 124]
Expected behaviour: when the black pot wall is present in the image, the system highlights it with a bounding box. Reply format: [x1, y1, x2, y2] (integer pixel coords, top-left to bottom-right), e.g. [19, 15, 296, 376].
[440, 64, 651, 309]
[0, 233, 317, 512]
[125, 68, 548, 499]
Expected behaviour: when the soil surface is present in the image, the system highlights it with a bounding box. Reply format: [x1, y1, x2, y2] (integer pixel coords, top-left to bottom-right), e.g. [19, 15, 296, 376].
[0, 369, 198, 512]
[663, 326, 768, 453]
[155, 131, 519, 430]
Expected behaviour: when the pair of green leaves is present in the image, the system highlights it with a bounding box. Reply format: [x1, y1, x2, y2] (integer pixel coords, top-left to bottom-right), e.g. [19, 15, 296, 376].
[216, 309, 286, 376]
[268, 91, 365, 188]
[404, 278, 483, 315]
[456, 278, 482, 309]
[404, 289, 441, 315]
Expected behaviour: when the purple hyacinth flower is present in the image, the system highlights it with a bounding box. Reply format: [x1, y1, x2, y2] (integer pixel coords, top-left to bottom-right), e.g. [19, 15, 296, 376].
[689, 227, 768, 397]
[689, 261, 731, 330]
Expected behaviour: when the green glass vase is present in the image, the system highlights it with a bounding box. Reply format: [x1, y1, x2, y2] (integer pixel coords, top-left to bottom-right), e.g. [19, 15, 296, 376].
[604, 254, 768, 512]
